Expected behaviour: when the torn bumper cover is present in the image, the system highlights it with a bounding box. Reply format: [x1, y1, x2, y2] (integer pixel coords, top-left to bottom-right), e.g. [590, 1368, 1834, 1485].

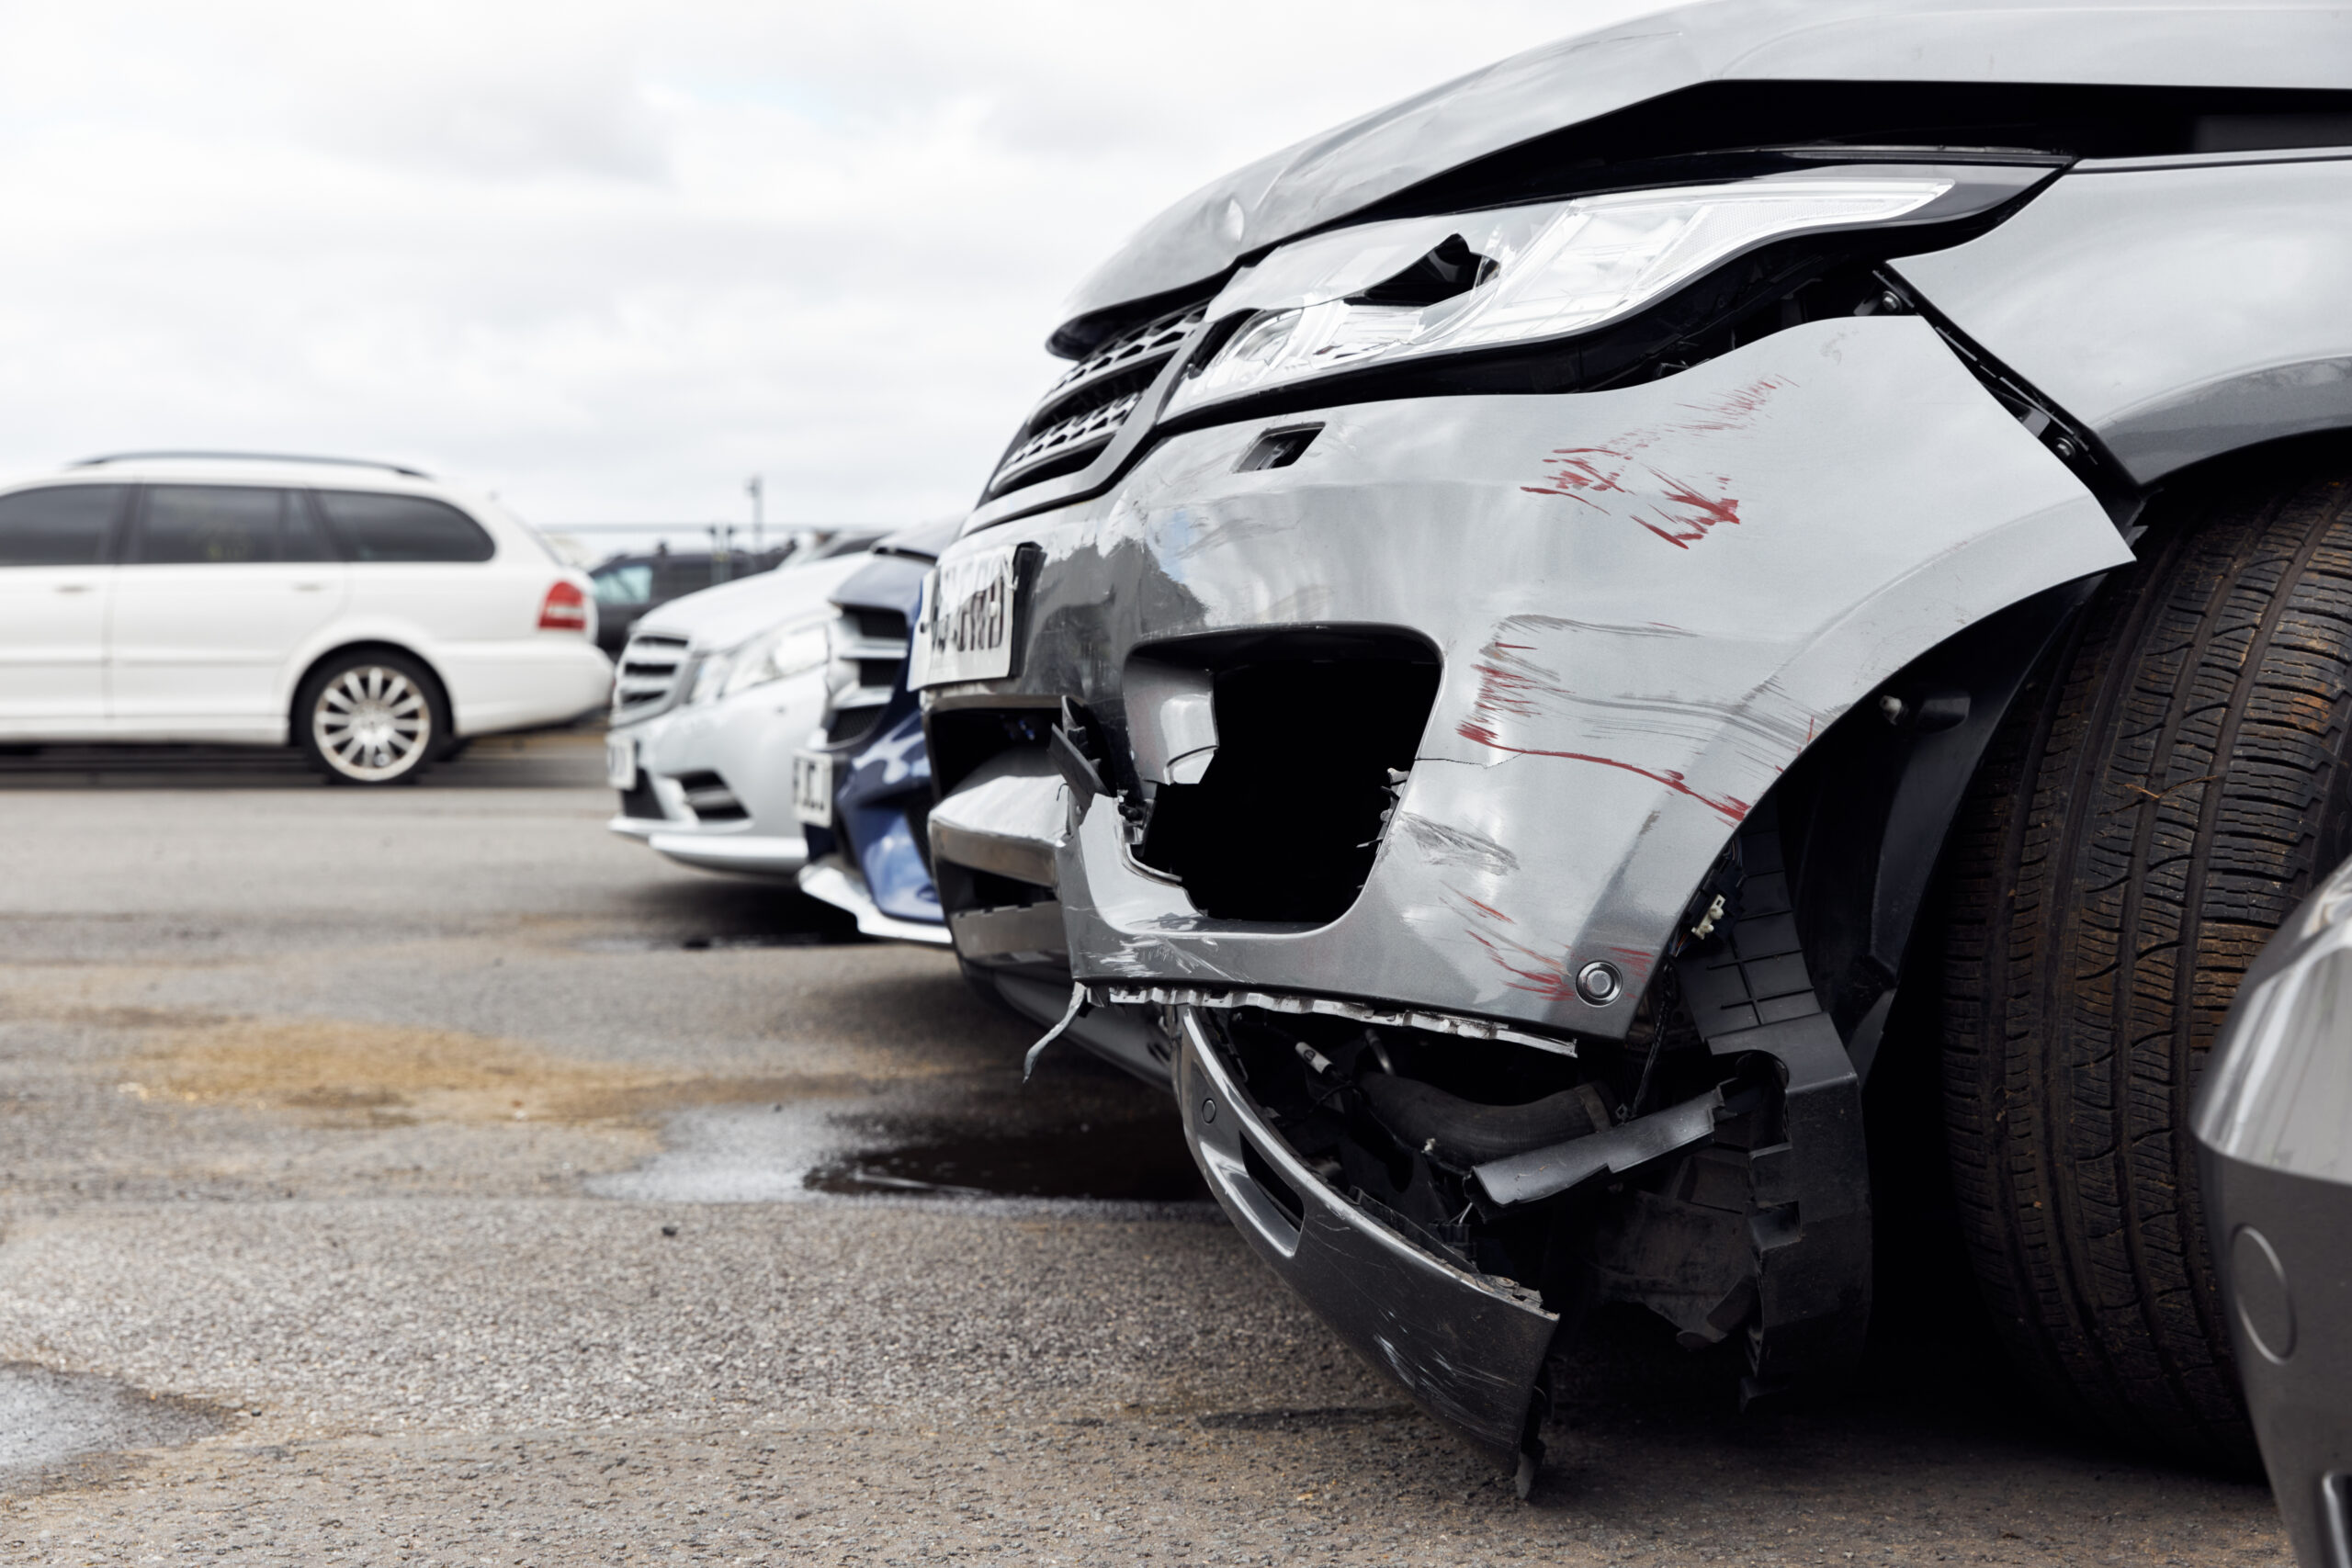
[1175, 1008, 1557, 1454]
[923, 315, 2130, 1452]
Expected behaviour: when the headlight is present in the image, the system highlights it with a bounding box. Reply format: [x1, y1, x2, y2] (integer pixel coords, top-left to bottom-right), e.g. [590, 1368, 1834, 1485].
[1165, 174, 1952, 418]
[688, 615, 832, 705]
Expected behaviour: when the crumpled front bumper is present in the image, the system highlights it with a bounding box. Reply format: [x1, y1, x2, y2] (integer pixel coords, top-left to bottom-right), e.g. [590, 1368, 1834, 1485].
[933, 316, 2128, 1040]
[927, 312, 2135, 1461]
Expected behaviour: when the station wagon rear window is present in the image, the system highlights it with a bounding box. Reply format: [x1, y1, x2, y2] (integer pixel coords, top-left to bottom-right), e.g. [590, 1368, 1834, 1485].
[314, 490, 494, 562]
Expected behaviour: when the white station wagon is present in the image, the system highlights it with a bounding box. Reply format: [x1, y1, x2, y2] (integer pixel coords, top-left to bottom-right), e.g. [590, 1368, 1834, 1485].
[0, 452, 613, 784]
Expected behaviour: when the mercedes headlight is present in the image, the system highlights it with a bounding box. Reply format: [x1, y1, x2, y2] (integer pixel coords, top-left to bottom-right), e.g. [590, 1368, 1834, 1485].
[688, 615, 832, 705]
[1165, 173, 1954, 419]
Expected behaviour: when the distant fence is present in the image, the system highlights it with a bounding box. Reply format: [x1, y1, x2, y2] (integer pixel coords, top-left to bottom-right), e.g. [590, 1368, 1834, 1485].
[535, 522, 869, 565]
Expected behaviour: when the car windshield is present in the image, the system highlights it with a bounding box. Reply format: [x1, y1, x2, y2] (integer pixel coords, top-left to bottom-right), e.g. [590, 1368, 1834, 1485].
[594, 563, 653, 604]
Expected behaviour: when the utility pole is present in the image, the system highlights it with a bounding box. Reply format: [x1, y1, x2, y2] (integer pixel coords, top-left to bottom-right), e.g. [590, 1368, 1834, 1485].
[745, 476, 764, 557]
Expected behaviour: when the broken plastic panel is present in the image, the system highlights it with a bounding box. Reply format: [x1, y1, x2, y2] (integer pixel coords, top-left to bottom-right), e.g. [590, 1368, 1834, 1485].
[1167, 979, 1810, 1469]
[1123, 659, 1219, 785]
[1133, 638, 1440, 923]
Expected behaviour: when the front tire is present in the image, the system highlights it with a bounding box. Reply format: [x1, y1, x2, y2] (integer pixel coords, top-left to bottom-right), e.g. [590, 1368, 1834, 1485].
[1939, 452, 2352, 1471]
[296, 651, 445, 786]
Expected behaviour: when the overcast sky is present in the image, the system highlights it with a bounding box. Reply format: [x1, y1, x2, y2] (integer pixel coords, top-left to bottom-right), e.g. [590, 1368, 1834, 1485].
[0, 1, 1662, 533]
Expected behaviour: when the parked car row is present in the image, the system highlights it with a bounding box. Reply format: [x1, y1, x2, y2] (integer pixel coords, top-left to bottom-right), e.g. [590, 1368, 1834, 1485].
[601, 530, 887, 879]
[70, 3, 2323, 1544]
[795, 0, 2346, 1543]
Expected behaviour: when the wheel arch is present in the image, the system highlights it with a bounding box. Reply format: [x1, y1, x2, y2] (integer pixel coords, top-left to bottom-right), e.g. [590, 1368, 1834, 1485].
[288, 639, 458, 745]
[1730, 425, 2352, 1090]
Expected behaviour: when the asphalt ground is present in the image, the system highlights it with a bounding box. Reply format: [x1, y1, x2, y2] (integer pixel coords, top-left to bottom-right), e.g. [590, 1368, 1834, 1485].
[0, 732, 2293, 1565]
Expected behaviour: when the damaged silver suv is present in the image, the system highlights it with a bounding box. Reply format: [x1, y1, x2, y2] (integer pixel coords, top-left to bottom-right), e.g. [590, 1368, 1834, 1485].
[914, 0, 2352, 1491]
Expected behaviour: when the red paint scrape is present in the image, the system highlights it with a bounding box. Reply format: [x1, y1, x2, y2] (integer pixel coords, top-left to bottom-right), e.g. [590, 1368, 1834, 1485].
[1442, 890, 1573, 1000]
[1456, 719, 1751, 825]
[1605, 945, 1657, 982]
[1526, 447, 1743, 548]
[1521, 374, 1791, 547]
[1459, 894, 1513, 924]
[1466, 929, 1577, 1001]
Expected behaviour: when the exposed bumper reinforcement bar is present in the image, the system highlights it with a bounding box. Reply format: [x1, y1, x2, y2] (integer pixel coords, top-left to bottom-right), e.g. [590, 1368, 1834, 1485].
[1112, 983, 1576, 1058]
[1474, 1087, 1726, 1207]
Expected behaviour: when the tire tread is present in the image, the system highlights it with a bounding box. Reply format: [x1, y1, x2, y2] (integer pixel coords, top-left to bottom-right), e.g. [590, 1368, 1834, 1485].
[1940, 462, 2352, 1469]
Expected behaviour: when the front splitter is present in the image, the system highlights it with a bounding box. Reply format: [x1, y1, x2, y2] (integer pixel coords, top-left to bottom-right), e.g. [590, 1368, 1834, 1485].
[1173, 1007, 1557, 1459]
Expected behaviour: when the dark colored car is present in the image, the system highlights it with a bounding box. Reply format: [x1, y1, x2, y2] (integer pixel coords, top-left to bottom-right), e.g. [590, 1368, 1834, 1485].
[790, 524, 1172, 1082]
[589, 547, 792, 657]
[2199, 857, 2352, 1567]
[792, 523, 957, 945]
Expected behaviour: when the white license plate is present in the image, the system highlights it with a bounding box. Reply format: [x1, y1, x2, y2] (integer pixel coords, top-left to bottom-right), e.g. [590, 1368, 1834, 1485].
[908, 541, 1019, 689]
[605, 735, 638, 792]
[792, 749, 835, 828]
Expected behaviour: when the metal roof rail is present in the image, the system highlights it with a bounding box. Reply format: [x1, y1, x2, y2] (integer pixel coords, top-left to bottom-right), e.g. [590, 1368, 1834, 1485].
[69, 451, 433, 479]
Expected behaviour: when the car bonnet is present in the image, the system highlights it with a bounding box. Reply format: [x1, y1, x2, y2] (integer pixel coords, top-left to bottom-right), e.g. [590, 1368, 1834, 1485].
[628, 551, 874, 651]
[1055, 0, 2352, 355]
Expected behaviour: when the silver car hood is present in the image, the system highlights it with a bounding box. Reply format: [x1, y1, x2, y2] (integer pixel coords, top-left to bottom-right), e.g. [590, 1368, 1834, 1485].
[629, 552, 873, 651]
[1057, 0, 2352, 348]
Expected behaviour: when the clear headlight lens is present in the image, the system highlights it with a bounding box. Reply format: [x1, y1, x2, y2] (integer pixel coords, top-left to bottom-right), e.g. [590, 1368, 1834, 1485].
[1166, 175, 1951, 418]
[689, 615, 832, 705]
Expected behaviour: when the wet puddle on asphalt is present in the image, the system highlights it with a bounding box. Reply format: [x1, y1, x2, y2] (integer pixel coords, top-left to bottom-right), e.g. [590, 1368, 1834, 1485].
[0, 1364, 222, 1491]
[588, 1098, 1209, 1205]
[804, 1117, 1208, 1201]
[571, 931, 849, 953]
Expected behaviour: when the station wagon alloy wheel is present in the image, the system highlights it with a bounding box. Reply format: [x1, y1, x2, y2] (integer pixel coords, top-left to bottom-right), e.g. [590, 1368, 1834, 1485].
[299, 652, 442, 785]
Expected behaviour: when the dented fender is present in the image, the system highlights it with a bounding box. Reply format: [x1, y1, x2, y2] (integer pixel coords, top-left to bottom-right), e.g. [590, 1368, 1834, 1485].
[933, 315, 2130, 1040]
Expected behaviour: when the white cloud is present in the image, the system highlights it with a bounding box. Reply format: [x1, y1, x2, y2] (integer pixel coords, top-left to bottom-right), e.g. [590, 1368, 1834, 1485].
[0, 0, 1663, 530]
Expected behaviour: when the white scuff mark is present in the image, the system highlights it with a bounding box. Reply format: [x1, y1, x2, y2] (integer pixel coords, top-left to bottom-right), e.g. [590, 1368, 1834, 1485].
[1395, 813, 1520, 875]
[1498, 613, 1698, 640]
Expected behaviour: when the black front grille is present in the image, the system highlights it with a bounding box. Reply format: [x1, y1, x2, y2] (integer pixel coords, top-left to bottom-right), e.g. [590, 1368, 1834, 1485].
[619, 774, 665, 819]
[614, 633, 691, 720]
[827, 705, 887, 747]
[984, 303, 1206, 500]
[674, 771, 746, 822]
[850, 607, 908, 641]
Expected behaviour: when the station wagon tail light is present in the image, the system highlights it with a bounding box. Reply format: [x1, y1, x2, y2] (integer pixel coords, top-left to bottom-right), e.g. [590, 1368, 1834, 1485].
[538, 581, 590, 633]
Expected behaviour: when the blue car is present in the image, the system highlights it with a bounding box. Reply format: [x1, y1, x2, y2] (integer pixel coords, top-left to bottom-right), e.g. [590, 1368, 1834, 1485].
[792, 522, 956, 946]
[792, 521, 1170, 1087]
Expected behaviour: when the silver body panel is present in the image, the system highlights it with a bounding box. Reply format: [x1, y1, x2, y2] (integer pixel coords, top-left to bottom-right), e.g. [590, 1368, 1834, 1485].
[605, 664, 832, 880]
[1059, 0, 2352, 338]
[1896, 153, 2352, 483]
[2195, 859, 2352, 1567]
[927, 748, 1068, 886]
[935, 316, 2129, 1040]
